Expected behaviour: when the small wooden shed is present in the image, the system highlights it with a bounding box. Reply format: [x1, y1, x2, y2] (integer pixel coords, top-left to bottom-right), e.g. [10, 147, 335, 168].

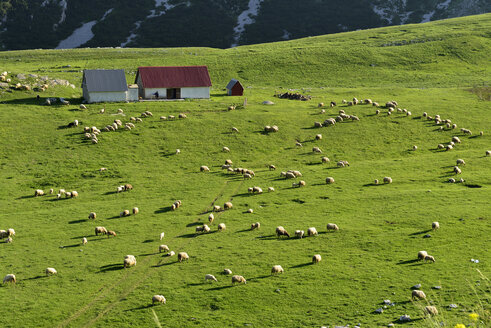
[226, 79, 244, 96]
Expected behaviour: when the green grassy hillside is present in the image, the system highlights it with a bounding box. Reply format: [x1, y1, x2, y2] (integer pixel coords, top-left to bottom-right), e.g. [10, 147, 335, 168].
[0, 14, 490, 328]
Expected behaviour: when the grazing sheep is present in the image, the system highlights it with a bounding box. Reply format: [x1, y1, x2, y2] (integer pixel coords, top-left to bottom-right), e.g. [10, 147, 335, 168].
[223, 269, 232, 275]
[132, 207, 139, 215]
[224, 202, 233, 210]
[56, 193, 61, 199]
[337, 160, 349, 167]
[295, 230, 305, 239]
[160, 232, 165, 240]
[424, 255, 436, 263]
[49, 188, 54, 194]
[159, 245, 169, 253]
[326, 223, 339, 232]
[6, 237, 12, 243]
[268, 187, 275, 192]
[82, 237, 87, 245]
[271, 265, 284, 275]
[178, 113, 187, 119]
[45, 268, 57, 276]
[295, 142, 302, 147]
[232, 275, 246, 284]
[417, 251, 428, 261]
[71, 191, 78, 198]
[232, 127, 239, 133]
[120, 210, 130, 217]
[7, 228, 15, 237]
[218, 223, 226, 232]
[314, 122, 323, 128]
[374, 179, 379, 185]
[117, 186, 124, 193]
[315, 134, 322, 140]
[247, 209, 253, 213]
[64, 192, 72, 198]
[412, 290, 426, 300]
[0, 230, 8, 239]
[178, 252, 189, 263]
[456, 159, 466, 166]
[166, 251, 175, 257]
[307, 227, 318, 236]
[326, 177, 335, 184]
[285, 172, 296, 179]
[3, 274, 16, 284]
[152, 295, 166, 305]
[203, 224, 211, 233]
[453, 166, 462, 174]
[486, 150, 491, 157]
[123, 255, 136, 268]
[205, 274, 218, 282]
[124, 184, 133, 191]
[452, 136, 461, 144]
[200, 165, 210, 172]
[448, 178, 456, 183]
[222, 146, 230, 152]
[213, 205, 221, 212]
[107, 231, 117, 237]
[318, 103, 324, 108]
[321, 157, 330, 163]
[208, 213, 215, 224]
[312, 147, 322, 153]
[432, 222, 440, 230]
[95, 226, 107, 236]
[88, 212, 96, 220]
[437, 144, 445, 150]
[413, 145, 418, 151]
[276, 226, 290, 238]
[268, 164, 277, 171]
[424, 306, 438, 316]
[34, 189, 44, 197]
[383, 177, 392, 184]
[312, 254, 322, 264]
[251, 222, 260, 230]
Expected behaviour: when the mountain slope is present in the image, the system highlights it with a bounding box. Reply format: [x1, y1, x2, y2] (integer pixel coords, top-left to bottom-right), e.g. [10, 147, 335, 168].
[0, 0, 489, 50]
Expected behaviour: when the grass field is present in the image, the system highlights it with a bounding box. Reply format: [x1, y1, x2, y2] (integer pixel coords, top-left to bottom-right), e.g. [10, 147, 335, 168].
[0, 14, 490, 328]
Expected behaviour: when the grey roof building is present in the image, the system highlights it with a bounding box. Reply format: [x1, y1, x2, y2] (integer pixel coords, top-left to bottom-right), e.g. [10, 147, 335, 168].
[82, 69, 136, 103]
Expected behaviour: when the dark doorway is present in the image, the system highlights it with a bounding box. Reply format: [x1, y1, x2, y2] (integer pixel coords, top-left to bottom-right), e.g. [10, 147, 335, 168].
[166, 88, 181, 99]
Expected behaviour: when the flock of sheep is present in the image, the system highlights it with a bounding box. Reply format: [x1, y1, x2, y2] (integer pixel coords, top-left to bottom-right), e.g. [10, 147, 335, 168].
[3, 95, 488, 326]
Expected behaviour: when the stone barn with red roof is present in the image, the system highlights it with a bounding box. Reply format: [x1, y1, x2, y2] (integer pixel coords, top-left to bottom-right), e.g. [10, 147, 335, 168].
[135, 66, 212, 99]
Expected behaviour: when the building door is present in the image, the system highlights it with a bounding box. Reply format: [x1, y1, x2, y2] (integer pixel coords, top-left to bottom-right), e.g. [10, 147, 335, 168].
[166, 88, 181, 99]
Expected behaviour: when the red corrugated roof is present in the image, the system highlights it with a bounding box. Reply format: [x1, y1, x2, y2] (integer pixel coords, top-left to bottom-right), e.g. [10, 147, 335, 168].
[136, 66, 212, 88]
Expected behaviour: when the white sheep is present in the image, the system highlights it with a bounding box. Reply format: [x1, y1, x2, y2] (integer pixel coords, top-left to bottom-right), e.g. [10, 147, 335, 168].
[34, 189, 44, 197]
[413, 145, 418, 151]
[152, 295, 166, 305]
[326, 177, 335, 184]
[71, 191, 79, 198]
[432, 222, 439, 230]
[160, 232, 165, 240]
[159, 245, 169, 253]
[232, 275, 246, 284]
[200, 165, 210, 172]
[82, 237, 87, 245]
[3, 274, 16, 284]
[123, 255, 136, 268]
[218, 223, 226, 232]
[271, 265, 284, 275]
[45, 268, 57, 276]
[456, 159, 466, 166]
[312, 147, 322, 153]
[95, 226, 107, 236]
[312, 254, 322, 264]
[247, 209, 253, 213]
[120, 209, 130, 217]
[452, 136, 461, 144]
[453, 166, 462, 174]
[7, 228, 15, 237]
[326, 223, 339, 232]
[224, 202, 233, 210]
[424, 255, 436, 263]
[178, 252, 189, 262]
[213, 205, 221, 212]
[6, 237, 12, 243]
[205, 274, 218, 282]
[307, 227, 318, 236]
[88, 212, 96, 220]
[166, 251, 175, 257]
[232, 127, 239, 133]
[223, 269, 232, 275]
[268, 187, 275, 192]
[486, 150, 491, 157]
[223, 146, 230, 152]
[383, 177, 392, 184]
[251, 222, 260, 230]
[448, 178, 456, 183]
[315, 134, 322, 140]
[417, 251, 428, 261]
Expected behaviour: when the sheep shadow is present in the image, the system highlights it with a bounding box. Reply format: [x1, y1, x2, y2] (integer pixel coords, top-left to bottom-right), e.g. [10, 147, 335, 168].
[187, 282, 206, 287]
[290, 262, 313, 269]
[362, 183, 382, 187]
[154, 206, 173, 214]
[325, 166, 341, 170]
[396, 259, 420, 265]
[207, 285, 235, 291]
[98, 263, 124, 272]
[152, 261, 177, 268]
[466, 184, 482, 188]
[104, 191, 118, 195]
[124, 304, 154, 311]
[306, 162, 322, 166]
[409, 229, 431, 236]
[46, 197, 71, 202]
[235, 229, 253, 234]
[24, 275, 46, 281]
[142, 239, 153, 243]
[60, 243, 82, 248]
[17, 195, 35, 200]
[233, 193, 254, 198]
[139, 252, 158, 257]
[68, 219, 88, 224]
[186, 222, 202, 227]
[249, 275, 270, 281]
[106, 215, 122, 220]
[176, 233, 197, 239]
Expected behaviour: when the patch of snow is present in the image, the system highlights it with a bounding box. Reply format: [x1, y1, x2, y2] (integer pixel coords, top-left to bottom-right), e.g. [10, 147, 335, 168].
[231, 0, 264, 47]
[120, 21, 142, 47]
[41, 0, 50, 7]
[372, 5, 392, 24]
[56, 20, 96, 49]
[421, 10, 435, 22]
[58, 0, 67, 24]
[337, 24, 348, 31]
[281, 29, 290, 40]
[400, 11, 413, 24]
[101, 8, 113, 21]
[437, 0, 452, 10]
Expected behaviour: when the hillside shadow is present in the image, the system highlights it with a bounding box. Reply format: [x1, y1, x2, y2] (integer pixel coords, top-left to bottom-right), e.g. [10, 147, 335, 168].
[0, 97, 81, 106]
[68, 219, 88, 224]
[409, 229, 431, 236]
[290, 262, 313, 269]
[98, 263, 123, 272]
[154, 206, 172, 214]
[396, 259, 420, 265]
